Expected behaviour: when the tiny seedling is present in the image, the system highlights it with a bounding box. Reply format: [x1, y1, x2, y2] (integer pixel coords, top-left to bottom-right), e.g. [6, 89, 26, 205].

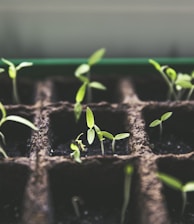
[71, 196, 84, 218]
[74, 48, 106, 121]
[149, 59, 194, 101]
[120, 164, 134, 224]
[70, 133, 86, 163]
[158, 172, 194, 215]
[0, 102, 38, 158]
[86, 107, 106, 155]
[2, 58, 33, 104]
[149, 111, 173, 140]
[86, 107, 129, 155]
[101, 131, 130, 153]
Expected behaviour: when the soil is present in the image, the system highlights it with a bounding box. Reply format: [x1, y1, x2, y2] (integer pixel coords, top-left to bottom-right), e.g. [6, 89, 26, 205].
[150, 135, 193, 155]
[50, 138, 129, 157]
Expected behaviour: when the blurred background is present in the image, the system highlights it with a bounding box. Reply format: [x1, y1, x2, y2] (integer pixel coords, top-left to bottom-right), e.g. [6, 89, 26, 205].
[0, 0, 194, 58]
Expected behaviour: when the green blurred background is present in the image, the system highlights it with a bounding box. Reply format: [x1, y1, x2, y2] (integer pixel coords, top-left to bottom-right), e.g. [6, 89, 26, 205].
[0, 0, 194, 58]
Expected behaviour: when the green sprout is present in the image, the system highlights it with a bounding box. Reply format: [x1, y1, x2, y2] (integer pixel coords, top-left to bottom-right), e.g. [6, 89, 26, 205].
[71, 196, 84, 218]
[149, 111, 172, 140]
[74, 48, 106, 121]
[2, 58, 33, 104]
[0, 102, 38, 158]
[149, 59, 194, 101]
[86, 107, 129, 156]
[101, 131, 130, 153]
[70, 133, 86, 163]
[158, 172, 194, 215]
[86, 107, 105, 155]
[121, 164, 134, 224]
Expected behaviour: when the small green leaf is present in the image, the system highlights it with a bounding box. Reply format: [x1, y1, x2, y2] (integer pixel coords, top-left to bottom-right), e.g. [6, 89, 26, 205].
[0, 146, 8, 158]
[157, 172, 182, 190]
[191, 71, 194, 79]
[0, 131, 6, 145]
[0, 102, 7, 120]
[75, 64, 90, 77]
[101, 131, 114, 140]
[115, 133, 130, 140]
[0, 68, 4, 73]
[94, 125, 104, 141]
[166, 67, 177, 81]
[2, 58, 14, 67]
[149, 119, 161, 127]
[16, 62, 33, 71]
[86, 107, 94, 129]
[89, 82, 106, 90]
[149, 59, 161, 71]
[176, 80, 192, 89]
[70, 143, 79, 151]
[125, 164, 134, 175]
[87, 128, 95, 144]
[183, 182, 194, 192]
[76, 83, 87, 103]
[5, 115, 38, 131]
[88, 48, 106, 66]
[74, 103, 82, 122]
[161, 112, 172, 122]
[70, 145, 82, 163]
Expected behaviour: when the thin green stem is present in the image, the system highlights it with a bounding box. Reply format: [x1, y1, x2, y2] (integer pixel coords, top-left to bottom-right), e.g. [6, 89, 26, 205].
[12, 77, 20, 104]
[186, 87, 194, 100]
[159, 123, 163, 141]
[112, 139, 116, 153]
[181, 191, 187, 215]
[160, 70, 177, 100]
[86, 71, 92, 103]
[100, 140, 105, 155]
[120, 169, 132, 224]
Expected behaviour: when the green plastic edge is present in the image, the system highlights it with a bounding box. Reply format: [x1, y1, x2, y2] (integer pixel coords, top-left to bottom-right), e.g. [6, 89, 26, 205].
[0, 57, 194, 66]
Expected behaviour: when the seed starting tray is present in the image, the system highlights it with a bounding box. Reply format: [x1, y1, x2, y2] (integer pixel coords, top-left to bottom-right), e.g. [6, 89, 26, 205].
[0, 58, 194, 224]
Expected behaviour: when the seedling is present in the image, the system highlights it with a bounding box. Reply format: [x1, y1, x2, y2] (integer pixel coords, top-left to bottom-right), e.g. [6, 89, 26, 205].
[101, 131, 130, 153]
[70, 133, 86, 163]
[86, 107, 106, 155]
[71, 196, 84, 218]
[149, 59, 194, 101]
[0, 102, 38, 158]
[74, 48, 106, 121]
[157, 172, 194, 215]
[149, 111, 173, 140]
[2, 58, 33, 104]
[121, 164, 134, 224]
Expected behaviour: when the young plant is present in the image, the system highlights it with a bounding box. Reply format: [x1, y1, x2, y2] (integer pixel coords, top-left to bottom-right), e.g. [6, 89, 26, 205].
[157, 172, 194, 215]
[149, 59, 194, 101]
[74, 48, 106, 121]
[121, 164, 134, 224]
[86, 107, 106, 155]
[0, 102, 38, 158]
[101, 131, 130, 153]
[70, 133, 86, 163]
[149, 111, 173, 140]
[2, 58, 33, 104]
[71, 196, 84, 218]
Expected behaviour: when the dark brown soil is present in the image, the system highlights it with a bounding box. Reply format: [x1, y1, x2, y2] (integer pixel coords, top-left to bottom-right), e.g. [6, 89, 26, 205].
[150, 135, 193, 155]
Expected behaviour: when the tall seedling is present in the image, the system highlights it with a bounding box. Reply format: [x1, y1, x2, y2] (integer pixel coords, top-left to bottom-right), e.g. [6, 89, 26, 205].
[2, 58, 33, 104]
[121, 164, 134, 224]
[74, 49, 106, 121]
[0, 102, 38, 158]
[158, 172, 194, 215]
